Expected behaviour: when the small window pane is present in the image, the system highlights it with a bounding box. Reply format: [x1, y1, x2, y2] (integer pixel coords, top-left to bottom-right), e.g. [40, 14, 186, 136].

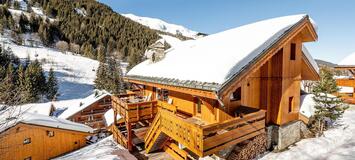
[23, 138, 31, 144]
[47, 131, 54, 137]
[230, 87, 242, 101]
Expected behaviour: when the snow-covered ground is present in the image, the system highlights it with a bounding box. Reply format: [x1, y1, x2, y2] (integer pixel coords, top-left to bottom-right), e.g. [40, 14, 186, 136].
[1, 31, 99, 100]
[260, 106, 355, 160]
[55, 136, 136, 160]
[123, 13, 199, 39]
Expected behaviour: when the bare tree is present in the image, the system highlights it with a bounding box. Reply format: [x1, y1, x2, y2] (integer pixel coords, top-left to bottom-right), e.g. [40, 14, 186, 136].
[69, 43, 80, 54]
[55, 41, 69, 53]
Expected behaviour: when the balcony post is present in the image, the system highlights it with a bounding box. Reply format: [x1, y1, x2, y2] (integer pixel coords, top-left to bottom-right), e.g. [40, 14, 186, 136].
[127, 122, 133, 151]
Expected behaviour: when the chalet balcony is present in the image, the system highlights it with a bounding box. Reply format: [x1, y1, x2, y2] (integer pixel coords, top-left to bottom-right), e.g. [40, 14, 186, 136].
[112, 92, 158, 123]
[145, 101, 266, 157]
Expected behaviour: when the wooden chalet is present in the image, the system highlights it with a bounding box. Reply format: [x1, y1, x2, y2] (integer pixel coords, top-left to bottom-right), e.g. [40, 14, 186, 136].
[335, 53, 355, 104]
[110, 14, 319, 159]
[0, 112, 93, 160]
[58, 90, 112, 131]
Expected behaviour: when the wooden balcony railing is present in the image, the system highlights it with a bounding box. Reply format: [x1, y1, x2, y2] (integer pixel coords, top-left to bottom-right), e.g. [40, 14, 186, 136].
[111, 125, 128, 149]
[112, 95, 158, 123]
[145, 107, 266, 157]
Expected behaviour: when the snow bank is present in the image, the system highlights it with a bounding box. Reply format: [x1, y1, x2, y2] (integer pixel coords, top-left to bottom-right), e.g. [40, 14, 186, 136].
[54, 136, 136, 160]
[103, 109, 122, 126]
[58, 90, 111, 119]
[128, 14, 317, 87]
[123, 13, 198, 39]
[300, 94, 316, 118]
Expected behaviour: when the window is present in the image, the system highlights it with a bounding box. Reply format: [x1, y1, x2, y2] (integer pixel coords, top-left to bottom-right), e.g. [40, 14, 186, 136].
[157, 89, 169, 101]
[289, 97, 294, 113]
[47, 131, 54, 137]
[23, 138, 31, 145]
[290, 43, 296, 60]
[24, 157, 31, 160]
[230, 87, 242, 101]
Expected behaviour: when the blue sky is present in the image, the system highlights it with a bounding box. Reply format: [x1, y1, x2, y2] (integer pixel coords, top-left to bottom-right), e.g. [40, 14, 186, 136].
[99, 0, 355, 63]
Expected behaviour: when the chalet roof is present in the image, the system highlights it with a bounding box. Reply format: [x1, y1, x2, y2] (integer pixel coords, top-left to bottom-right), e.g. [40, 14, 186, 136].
[0, 110, 94, 133]
[338, 52, 355, 67]
[127, 14, 318, 92]
[58, 90, 111, 119]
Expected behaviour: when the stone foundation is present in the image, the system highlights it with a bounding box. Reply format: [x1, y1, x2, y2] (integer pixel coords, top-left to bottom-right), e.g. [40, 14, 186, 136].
[268, 120, 312, 151]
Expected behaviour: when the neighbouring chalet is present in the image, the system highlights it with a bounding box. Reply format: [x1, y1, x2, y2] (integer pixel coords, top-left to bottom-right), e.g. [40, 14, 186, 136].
[335, 52, 355, 104]
[58, 90, 112, 131]
[110, 14, 319, 159]
[0, 111, 93, 160]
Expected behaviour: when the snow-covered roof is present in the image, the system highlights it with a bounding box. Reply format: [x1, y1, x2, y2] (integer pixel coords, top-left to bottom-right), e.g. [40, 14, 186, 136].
[58, 90, 111, 119]
[103, 109, 122, 127]
[19, 102, 54, 116]
[127, 14, 317, 91]
[0, 111, 93, 133]
[338, 52, 355, 66]
[54, 136, 135, 160]
[302, 45, 319, 74]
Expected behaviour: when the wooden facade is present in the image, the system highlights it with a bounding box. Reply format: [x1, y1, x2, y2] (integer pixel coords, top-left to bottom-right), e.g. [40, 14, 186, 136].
[0, 123, 91, 160]
[335, 67, 355, 104]
[110, 17, 318, 159]
[68, 95, 112, 131]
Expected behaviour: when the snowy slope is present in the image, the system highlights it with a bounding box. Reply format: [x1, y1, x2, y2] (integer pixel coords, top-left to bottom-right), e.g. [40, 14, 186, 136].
[260, 106, 355, 160]
[338, 52, 355, 66]
[0, 33, 99, 100]
[123, 13, 199, 39]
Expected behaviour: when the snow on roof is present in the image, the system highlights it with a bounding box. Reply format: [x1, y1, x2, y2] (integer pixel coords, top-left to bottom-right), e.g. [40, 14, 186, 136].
[58, 90, 111, 119]
[334, 75, 354, 79]
[19, 102, 54, 116]
[338, 52, 355, 66]
[302, 45, 319, 74]
[0, 110, 93, 133]
[127, 14, 317, 90]
[103, 109, 122, 127]
[339, 86, 354, 93]
[54, 135, 136, 160]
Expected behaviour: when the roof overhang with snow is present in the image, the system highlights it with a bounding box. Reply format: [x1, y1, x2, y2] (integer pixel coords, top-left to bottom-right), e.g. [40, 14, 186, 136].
[126, 14, 319, 95]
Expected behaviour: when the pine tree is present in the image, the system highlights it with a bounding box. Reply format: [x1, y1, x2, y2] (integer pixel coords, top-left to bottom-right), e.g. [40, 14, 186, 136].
[312, 68, 348, 135]
[46, 68, 58, 100]
[94, 62, 107, 90]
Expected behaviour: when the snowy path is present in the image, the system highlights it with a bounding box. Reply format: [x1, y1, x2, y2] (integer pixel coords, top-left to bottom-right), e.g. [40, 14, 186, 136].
[260, 106, 355, 160]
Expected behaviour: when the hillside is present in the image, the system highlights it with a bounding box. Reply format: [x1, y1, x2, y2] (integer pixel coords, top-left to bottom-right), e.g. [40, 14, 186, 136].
[0, 0, 162, 68]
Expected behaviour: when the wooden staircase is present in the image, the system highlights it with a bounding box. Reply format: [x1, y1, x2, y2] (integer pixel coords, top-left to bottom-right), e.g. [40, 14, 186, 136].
[144, 112, 167, 153]
[163, 141, 190, 160]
